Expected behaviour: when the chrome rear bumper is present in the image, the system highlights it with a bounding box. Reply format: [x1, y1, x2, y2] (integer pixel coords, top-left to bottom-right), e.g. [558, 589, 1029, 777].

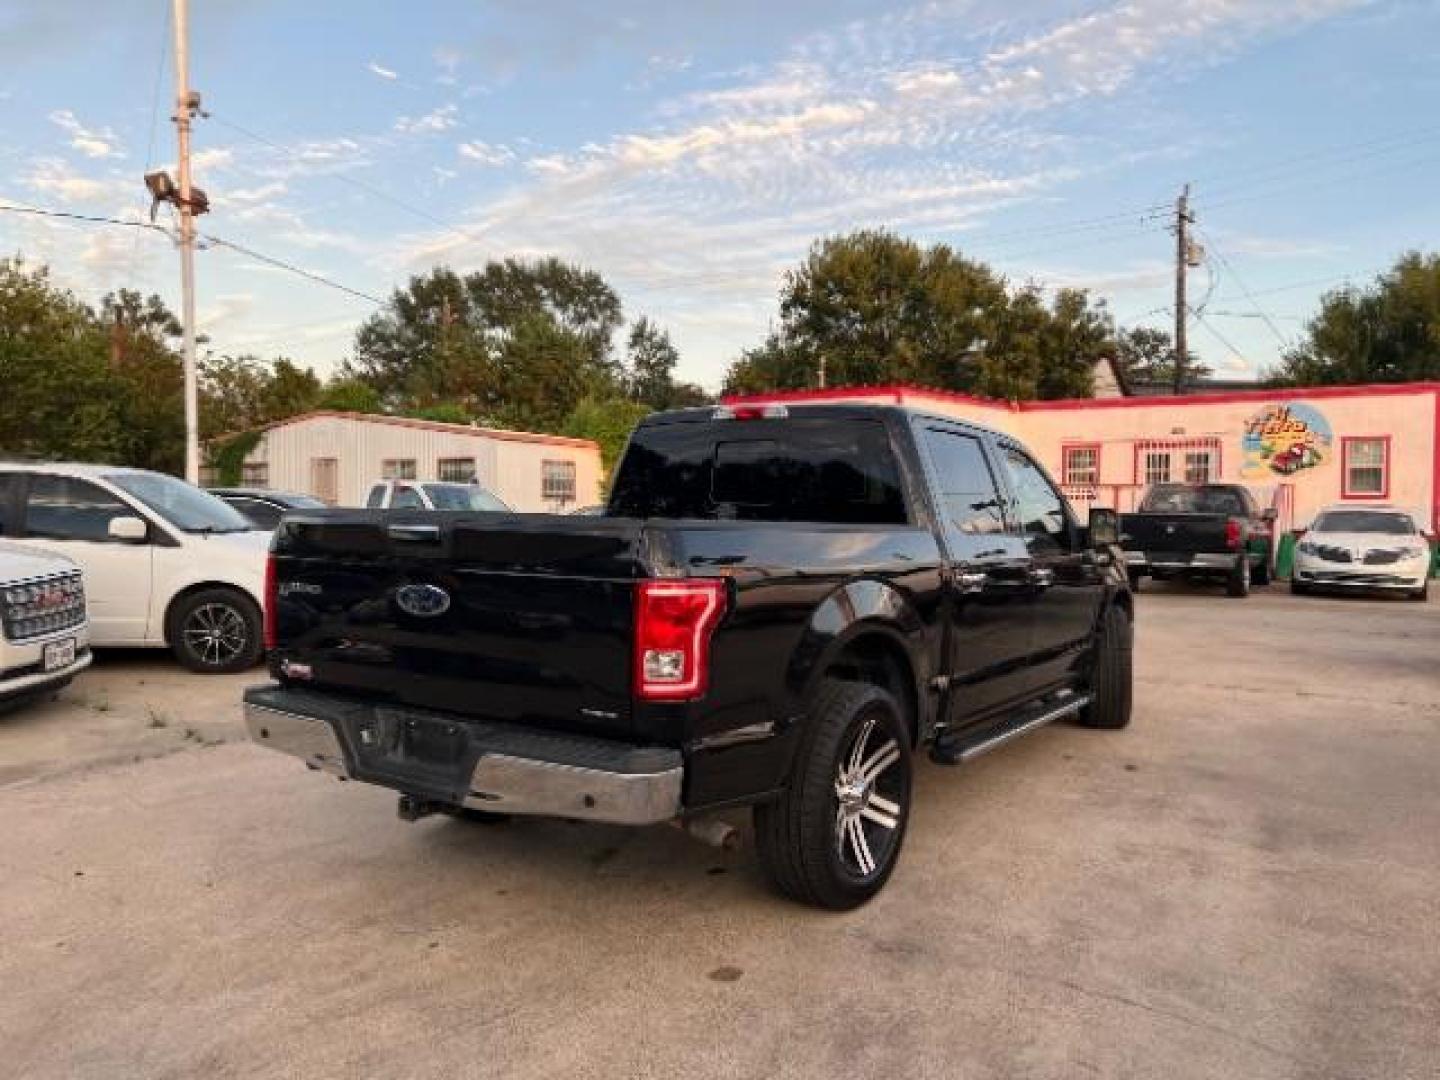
[243, 688, 684, 826]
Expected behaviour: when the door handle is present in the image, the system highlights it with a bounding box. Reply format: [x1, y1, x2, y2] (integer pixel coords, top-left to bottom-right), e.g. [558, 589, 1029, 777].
[956, 571, 988, 594]
[1028, 568, 1055, 588]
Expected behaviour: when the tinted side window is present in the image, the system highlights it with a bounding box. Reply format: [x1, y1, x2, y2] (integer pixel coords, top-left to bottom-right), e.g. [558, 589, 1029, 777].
[920, 428, 1006, 548]
[365, 485, 386, 509]
[230, 498, 281, 529]
[391, 485, 424, 510]
[24, 475, 136, 542]
[0, 473, 21, 534]
[1000, 447, 1069, 554]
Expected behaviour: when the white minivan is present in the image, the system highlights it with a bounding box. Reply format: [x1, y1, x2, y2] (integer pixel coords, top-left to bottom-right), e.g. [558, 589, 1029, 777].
[0, 464, 270, 672]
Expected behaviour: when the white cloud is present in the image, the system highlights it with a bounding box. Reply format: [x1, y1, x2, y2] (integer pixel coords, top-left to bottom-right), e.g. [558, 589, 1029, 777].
[394, 103, 458, 134]
[191, 147, 234, 171]
[48, 108, 123, 159]
[20, 156, 132, 204]
[367, 61, 398, 81]
[457, 140, 514, 167]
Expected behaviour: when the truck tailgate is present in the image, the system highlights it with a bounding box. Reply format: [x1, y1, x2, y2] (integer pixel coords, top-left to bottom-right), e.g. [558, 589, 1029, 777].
[1120, 513, 1231, 555]
[269, 512, 647, 739]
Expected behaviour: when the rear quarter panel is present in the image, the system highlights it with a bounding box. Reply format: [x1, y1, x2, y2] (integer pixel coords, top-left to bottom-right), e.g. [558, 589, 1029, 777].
[660, 522, 944, 809]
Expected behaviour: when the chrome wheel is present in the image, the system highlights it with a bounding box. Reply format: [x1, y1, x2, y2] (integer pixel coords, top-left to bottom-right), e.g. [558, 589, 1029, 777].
[833, 712, 904, 879]
[183, 602, 249, 668]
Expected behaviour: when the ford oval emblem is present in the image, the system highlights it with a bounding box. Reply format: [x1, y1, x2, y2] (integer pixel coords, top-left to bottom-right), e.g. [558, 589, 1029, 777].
[395, 583, 451, 618]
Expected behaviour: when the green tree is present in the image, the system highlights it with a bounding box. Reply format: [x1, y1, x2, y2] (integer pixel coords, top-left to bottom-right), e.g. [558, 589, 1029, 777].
[721, 230, 1115, 400]
[1114, 326, 1209, 389]
[626, 317, 678, 408]
[200, 354, 269, 437]
[561, 395, 652, 483]
[260, 357, 322, 420]
[348, 259, 626, 426]
[1269, 252, 1440, 386]
[0, 260, 126, 463]
[316, 376, 383, 414]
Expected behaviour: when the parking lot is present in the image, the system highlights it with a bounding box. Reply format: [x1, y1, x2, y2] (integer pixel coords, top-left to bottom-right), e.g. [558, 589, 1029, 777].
[1, 585, 1436, 1080]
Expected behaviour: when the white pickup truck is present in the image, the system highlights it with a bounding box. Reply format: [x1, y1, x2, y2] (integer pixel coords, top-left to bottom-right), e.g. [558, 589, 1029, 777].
[0, 543, 91, 709]
[364, 479, 511, 512]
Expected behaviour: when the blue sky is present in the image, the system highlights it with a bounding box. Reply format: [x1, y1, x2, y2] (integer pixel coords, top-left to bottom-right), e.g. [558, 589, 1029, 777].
[1, 0, 1437, 391]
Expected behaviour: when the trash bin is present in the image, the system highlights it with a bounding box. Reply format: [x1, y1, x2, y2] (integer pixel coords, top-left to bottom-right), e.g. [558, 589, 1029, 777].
[1275, 530, 1298, 581]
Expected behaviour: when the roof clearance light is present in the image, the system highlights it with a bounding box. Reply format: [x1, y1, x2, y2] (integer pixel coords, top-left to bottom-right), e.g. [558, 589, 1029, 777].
[713, 404, 788, 421]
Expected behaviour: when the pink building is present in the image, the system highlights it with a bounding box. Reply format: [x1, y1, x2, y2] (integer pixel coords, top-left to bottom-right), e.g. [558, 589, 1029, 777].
[725, 381, 1440, 535]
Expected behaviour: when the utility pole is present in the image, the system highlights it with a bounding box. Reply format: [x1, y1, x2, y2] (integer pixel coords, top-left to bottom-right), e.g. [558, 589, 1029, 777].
[1173, 183, 1192, 396]
[172, 0, 200, 483]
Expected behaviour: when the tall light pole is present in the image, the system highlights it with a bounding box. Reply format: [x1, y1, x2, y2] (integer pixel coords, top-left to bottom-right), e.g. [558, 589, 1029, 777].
[1173, 183, 1193, 396]
[172, 0, 200, 483]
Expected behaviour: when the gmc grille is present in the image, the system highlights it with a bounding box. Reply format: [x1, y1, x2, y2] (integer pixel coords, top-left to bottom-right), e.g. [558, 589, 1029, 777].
[2, 572, 86, 642]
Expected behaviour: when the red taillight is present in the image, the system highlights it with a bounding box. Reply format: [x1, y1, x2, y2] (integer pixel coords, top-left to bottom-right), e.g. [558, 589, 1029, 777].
[634, 579, 727, 701]
[263, 554, 277, 651]
[1224, 518, 1242, 550]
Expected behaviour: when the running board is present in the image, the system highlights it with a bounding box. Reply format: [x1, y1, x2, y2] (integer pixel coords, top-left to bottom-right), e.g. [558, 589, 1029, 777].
[929, 693, 1092, 766]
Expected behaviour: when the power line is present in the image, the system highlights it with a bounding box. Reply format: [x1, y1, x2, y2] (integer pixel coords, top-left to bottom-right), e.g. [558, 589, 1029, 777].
[1193, 125, 1440, 202]
[1188, 304, 1250, 366]
[128, 2, 171, 279]
[0, 201, 384, 307]
[208, 111, 484, 241]
[0, 202, 172, 235]
[1195, 229, 1289, 350]
[201, 232, 385, 304]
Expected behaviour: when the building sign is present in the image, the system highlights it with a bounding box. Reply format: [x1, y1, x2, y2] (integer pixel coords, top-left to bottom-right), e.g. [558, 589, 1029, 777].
[1240, 402, 1333, 479]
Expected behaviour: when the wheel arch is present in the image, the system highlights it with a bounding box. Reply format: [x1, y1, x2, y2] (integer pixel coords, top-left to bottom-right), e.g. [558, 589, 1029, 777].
[787, 579, 931, 749]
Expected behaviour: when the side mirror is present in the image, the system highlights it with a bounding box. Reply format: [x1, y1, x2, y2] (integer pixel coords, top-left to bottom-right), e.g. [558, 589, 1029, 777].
[1262, 507, 1278, 523]
[1088, 507, 1119, 547]
[107, 515, 148, 543]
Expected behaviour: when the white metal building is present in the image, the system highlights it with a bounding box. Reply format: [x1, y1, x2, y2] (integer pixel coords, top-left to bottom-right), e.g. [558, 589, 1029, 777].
[219, 411, 603, 512]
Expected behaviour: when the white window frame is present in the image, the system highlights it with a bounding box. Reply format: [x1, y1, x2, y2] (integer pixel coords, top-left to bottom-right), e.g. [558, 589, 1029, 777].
[541, 460, 577, 504]
[381, 458, 417, 481]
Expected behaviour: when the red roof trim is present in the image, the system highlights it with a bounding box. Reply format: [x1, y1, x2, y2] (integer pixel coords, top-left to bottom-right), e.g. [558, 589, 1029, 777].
[724, 381, 1440, 413]
[244, 410, 600, 451]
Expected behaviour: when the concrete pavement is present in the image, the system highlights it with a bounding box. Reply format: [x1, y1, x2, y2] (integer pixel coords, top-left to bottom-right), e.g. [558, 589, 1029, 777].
[1, 587, 1436, 1079]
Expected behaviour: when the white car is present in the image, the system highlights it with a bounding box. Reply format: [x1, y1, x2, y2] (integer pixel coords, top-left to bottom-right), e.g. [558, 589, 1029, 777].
[364, 479, 511, 512]
[1292, 505, 1431, 601]
[0, 543, 92, 709]
[0, 464, 270, 671]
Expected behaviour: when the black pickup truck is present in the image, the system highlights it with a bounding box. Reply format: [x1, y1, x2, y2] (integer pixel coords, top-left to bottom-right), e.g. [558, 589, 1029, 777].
[246, 404, 1133, 908]
[1121, 483, 1275, 597]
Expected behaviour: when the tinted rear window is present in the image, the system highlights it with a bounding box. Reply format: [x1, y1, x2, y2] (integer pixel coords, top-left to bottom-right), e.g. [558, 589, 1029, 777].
[610, 418, 907, 524]
[1140, 485, 1247, 515]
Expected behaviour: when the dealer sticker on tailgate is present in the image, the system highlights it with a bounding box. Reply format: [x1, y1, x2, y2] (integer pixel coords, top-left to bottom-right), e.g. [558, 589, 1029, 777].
[43, 638, 76, 671]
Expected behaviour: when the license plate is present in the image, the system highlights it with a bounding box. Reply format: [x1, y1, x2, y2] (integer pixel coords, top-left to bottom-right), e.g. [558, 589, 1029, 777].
[43, 638, 76, 671]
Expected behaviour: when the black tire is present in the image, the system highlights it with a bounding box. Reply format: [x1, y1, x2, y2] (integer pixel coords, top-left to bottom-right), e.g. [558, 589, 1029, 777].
[1226, 556, 1251, 598]
[1127, 569, 1143, 592]
[167, 588, 263, 673]
[443, 806, 513, 825]
[754, 679, 912, 910]
[1078, 604, 1132, 729]
[1409, 580, 1429, 602]
[1290, 578, 1310, 596]
[1253, 554, 1271, 587]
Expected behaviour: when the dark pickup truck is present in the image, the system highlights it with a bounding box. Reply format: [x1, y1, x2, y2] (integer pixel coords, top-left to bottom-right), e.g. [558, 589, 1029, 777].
[1121, 483, 1275, 597]
[246, 404, 1133, 909]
